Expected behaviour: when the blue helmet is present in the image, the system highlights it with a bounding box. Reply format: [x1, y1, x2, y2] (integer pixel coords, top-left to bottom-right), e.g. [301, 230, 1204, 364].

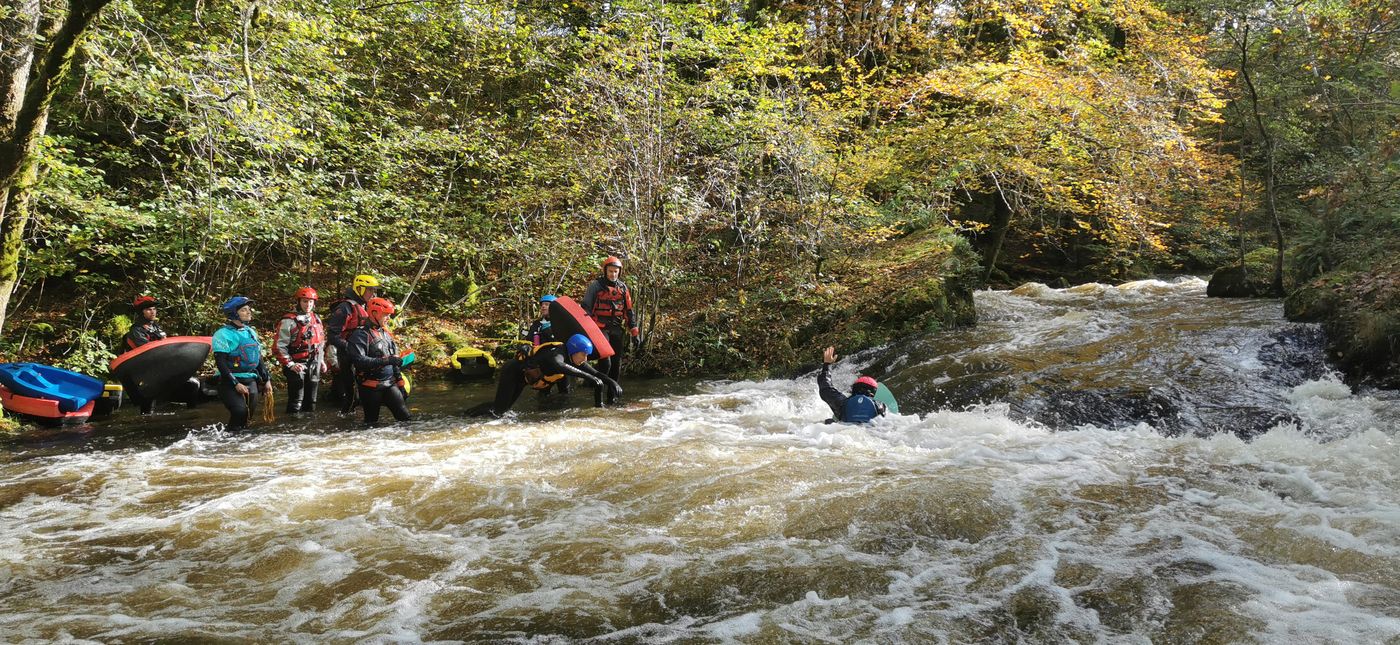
[221, 295, 252, 317]
[565, 333, 594, 357]
[540, 295, 558, 303]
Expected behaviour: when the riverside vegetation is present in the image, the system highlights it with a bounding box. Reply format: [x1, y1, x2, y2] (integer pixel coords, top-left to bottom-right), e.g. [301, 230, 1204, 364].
[0, 0, 1395, 387]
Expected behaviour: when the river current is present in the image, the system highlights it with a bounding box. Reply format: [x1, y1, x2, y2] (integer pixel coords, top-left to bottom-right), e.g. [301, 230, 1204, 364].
[2, 278, 1398, 642]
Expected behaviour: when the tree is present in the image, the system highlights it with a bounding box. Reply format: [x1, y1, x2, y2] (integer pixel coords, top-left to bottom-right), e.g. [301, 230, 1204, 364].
[0, 0, 112, 334]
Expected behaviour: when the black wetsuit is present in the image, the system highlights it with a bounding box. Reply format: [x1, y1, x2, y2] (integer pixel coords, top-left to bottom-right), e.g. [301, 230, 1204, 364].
[347, 323, 411, 426]
[325, 291, 367, 412]
[817, 364, 886, 423]
[124, 320, 167, 351]
[474, 344, 620, 416]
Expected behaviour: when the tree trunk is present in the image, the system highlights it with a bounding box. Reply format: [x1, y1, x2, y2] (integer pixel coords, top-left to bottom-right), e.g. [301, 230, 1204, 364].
[983, 189, 1013, 281]
[1265, 142, 1285, 295]
[1238, 22, 1286, 297]
[0, 0, 112, 334]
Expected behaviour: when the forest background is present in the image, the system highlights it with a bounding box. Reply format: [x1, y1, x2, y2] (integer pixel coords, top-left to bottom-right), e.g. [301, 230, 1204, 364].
[1, 0, 1396, 383]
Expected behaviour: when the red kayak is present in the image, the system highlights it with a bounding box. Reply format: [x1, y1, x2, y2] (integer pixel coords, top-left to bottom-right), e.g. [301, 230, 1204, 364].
[547, 296, 614, 360]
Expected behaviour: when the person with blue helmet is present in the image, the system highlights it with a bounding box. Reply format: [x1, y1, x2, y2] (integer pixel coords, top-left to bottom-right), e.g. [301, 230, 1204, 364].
[212, 296, 272, 429]
[468, 333, 620, 417]
[521, 294, 571, 398]
[818, 346, 887, 424]
[526, 295, 560, 348]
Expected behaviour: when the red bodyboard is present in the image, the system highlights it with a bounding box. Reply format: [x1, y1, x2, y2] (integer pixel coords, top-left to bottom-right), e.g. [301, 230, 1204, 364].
[548, 296, 614, 360]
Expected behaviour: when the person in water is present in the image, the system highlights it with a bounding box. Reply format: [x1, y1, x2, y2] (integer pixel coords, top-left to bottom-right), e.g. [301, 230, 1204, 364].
[582, 256, 641, 383]
[212, 296, 271, 430]
[274, 287, 327, 415]
[124, 295, 168, 351]
[326, 274, 379, 413]
[120, 295, 170, 414]
[470, 333, 620, 417]
[522, 294, 570, 398]
[526, 295, 559, 347]
[818, 346, 886, 424]
[347, 296, 414, 426]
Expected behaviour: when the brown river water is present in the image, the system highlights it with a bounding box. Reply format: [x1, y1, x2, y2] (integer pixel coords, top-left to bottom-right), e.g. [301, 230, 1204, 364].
[1, 278, 1398, 642]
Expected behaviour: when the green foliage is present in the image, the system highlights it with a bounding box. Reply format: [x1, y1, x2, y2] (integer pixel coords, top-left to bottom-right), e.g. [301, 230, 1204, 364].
[55, 329, 116, 378]
[4, 0, 1393, 374]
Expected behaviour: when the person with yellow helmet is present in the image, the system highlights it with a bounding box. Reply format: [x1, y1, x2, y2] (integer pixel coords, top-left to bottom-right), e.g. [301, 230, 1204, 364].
[326, 274, 379, 413]
[347, 296, 414, 425]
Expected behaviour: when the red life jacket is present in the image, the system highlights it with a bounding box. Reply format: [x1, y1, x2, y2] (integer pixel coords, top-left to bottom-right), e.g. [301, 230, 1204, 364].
[590, 281, 632, 322]
[330, 298, 368, 341]
[278, 311, 325, 363]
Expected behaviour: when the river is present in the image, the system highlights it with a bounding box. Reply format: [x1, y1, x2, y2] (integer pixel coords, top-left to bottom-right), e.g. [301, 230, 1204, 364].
[2, 277, 1398, 642]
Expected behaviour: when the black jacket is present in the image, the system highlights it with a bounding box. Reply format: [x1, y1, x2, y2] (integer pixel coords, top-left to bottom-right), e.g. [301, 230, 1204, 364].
[124, 320, 167, 351]
[347, 323, 402, 386]
[325, 290, 367, 352]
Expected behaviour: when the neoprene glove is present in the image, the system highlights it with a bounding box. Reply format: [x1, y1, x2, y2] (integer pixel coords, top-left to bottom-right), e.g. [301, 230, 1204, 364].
[400, 351, 416, 367]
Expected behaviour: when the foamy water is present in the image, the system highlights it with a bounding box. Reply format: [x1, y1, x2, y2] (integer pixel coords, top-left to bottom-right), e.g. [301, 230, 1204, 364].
[1, 280, 1397, 642]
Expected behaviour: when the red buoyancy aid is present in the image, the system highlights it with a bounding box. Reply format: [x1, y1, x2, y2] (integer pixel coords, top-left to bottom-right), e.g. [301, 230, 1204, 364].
[278, 311, 325, 363]
[590, 282, 632, 322]
[330, 298, 369, 341]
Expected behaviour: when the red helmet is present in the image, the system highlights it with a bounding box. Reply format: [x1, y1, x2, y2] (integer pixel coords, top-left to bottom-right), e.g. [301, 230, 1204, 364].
[602, 256, 622, 271]
[854, 376, 878, 390]
[366, 297, 396, 321]
[132, 295, 158, 310]
[295, 286, 318, 301]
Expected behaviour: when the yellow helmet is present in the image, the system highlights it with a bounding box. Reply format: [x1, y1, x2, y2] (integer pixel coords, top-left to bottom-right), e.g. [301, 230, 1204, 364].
[352, 274, 380, 297]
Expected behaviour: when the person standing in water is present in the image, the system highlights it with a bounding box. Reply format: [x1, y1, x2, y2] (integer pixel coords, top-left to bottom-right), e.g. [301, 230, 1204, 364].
[212, 296, 271, 430]
[347, 296, 414, 426]
[274, 287, 327, 415]
[326, 274, 379, 413]
[582, 256, 641, 384]
[121, 295, 169, 414]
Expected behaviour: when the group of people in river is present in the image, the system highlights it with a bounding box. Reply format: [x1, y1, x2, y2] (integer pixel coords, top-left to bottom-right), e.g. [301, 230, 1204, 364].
[120, 255, 888, 429]
[124, 273, 414, 429]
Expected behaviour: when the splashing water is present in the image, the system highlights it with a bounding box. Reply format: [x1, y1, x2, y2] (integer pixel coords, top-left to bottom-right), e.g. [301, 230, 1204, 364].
[1, 279, 1397, 642]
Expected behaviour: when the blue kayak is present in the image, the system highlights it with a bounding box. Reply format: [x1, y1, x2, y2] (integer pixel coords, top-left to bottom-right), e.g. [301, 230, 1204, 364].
[0, 363, 106, 413]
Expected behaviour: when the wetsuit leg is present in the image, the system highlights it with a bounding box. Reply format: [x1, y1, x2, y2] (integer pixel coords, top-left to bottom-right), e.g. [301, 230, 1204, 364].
[336, 346, 357, 413]
[122, 375, 155, 414]
[603, 326, 627, 383]
[491, 360, 527, 416]
[219, 377, 257, 429]
[381, 385, 411, 422]
[302, 373, 320, 412]
[359, 385, 381, 425]
[284, 367, 305, 414]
